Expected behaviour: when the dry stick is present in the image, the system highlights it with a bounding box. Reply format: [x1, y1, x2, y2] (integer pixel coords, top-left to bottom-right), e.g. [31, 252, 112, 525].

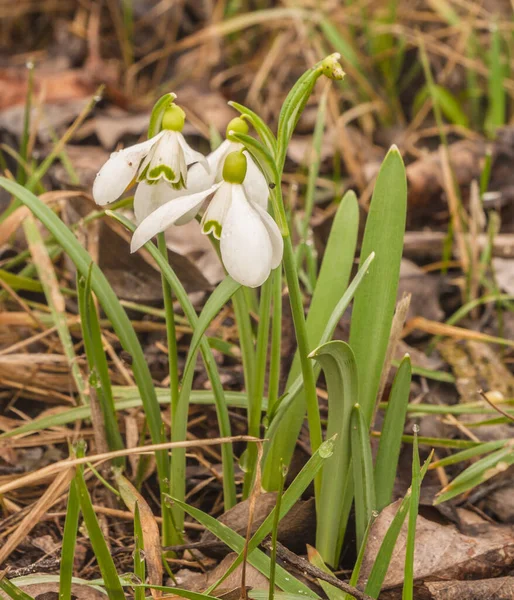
[0, 436, 261, 496]
[260, 538, 373, 600]
[0, 467, 74, 564]
[479, 389, 514, 423]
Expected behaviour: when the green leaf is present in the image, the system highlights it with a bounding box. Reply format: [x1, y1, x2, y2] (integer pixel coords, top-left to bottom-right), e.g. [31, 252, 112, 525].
[0, 177, 168, 488]
[228, 101, 277, 153]
[75, 456, 126, 600]
[263, 191, 360, 489]
[403, 430, 421, 600]
[349, 146, 407, 426]
[77, 268, 125, 462]
[167, 496, 319, 598]
[485, 23, 506, 137]
[413, 85, 469, 127]
[108, 210, 236, 512]
[374, 355, 412, 511]
[148, 93, 176, 138]
[307, 546, 346, 600]
[133, 504, 145, 600]
[0, 269, 43, 292]
[206, 438, 335, 595]
[0, 578, 36, 600]
[430, 439, 508, 469]
[435, 445, 514, 504]
[182, 276, 241, 383]
[309, 341, 356, 567]
[59, 477, 81, 600]
[351, 403, 376, 549]
[365, 454, 432, 598]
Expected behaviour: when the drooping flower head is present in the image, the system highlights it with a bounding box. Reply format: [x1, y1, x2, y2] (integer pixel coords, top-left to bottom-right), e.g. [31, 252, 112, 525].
[92, 95, 208, 208]
[131, 149, 283, 288]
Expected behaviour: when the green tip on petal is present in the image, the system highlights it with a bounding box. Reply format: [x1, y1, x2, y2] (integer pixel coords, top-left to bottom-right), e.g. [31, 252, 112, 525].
[222, 151, 247, 184]
[319, 53, 345, 81]
[202, 220, 222, 239]
[162, 103, 186, 131]
[226, 117, 249, 141]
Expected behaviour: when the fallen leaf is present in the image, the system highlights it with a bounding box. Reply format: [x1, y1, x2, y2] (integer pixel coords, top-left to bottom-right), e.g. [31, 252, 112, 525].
[359, 501, 514, 591]
[425, 576, 514, 600]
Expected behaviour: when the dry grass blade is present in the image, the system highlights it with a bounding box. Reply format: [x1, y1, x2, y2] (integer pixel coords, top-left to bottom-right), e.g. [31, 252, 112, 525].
[0, 467, 74, 564]
[0, 436, 260, 495]
[114, 470, 163, 598]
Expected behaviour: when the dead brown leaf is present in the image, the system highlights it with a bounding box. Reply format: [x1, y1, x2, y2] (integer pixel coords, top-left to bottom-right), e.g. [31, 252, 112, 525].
[359, 501, 514, 591]
[425, 576, 514, 600]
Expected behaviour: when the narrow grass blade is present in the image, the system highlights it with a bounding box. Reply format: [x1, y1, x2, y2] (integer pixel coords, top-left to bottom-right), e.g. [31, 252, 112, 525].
[0, 269, 43, 292]
[132, 585, 217, 600]
[374, 355, 412, 511]
[59, 477, 81, 600]
[435, 445, 514, 504]
[402, 429, 420, 600]
[206, 438, 335, 595]
[0, 578, 35, 600]
[182, 276, 240, 382]
[0, 178, 168, 489]
[263, 191, 359, 489]
[23, 214, 87, 405]
[343, 514, 376, 600]
[75, 456, 126, 599]
[133, 504, 145, 600]
[309, 341, 356, 567]
[166, 496, 318, 598]
[349, 147, 407, 426]
[365, 453, 432, 598]
[351, 404, 376, 549]
[77, 268, 124, 461]
[430, 439, 508, 469]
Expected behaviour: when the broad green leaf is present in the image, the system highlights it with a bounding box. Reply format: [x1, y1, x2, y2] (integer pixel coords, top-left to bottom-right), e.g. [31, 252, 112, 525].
[228, 101, 277, 153]
[167, 496, 319, 598]
[263, 191, 359, 489]
[349, 146, 407, 426]
[351, 403, 376, 549]
[374, 355, 412, 511]
[0, 177, 168, 486]
[310, 341, 356, 567]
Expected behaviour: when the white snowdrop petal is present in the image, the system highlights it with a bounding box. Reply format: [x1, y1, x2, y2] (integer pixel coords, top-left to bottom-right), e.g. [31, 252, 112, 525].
[177, 132, 209, 173]
[92, 134, 161, 205]
[134, 180, 173, 225]
[252, 202, 284, 269]
[242, 153, 269, 209]
[220, 185, 273, 288]
[131, 183, 222, 253]
[201, 181, 233, 239]
[146, 130, 181, 183]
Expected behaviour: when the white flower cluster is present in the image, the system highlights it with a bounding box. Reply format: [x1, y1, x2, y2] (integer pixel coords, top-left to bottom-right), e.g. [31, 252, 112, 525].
[92, 99, 282, 288]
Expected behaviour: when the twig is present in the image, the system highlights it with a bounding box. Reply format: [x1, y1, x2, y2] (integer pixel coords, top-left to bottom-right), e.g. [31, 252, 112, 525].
[479, 389, 514, 423]
[260, 538, 374, 600]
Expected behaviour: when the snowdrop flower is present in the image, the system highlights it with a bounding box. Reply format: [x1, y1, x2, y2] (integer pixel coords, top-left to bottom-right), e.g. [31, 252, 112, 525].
[131, 150, 283, 288]
[92, 99, 208, 207]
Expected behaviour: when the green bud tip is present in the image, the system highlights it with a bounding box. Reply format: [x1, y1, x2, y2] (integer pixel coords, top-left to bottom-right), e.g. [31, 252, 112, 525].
[162, 103, 186, 132]
[319, 53, 345, 81]
[223, 150, 247, 184]
[226, 117, 249, 141]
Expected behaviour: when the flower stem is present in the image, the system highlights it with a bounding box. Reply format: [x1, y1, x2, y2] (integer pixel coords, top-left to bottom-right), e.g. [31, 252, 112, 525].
[243, 275, 273, 498]
[157, 232, 180, 546]
[267, 268, 282, 416]
[157, 233, 180, 415]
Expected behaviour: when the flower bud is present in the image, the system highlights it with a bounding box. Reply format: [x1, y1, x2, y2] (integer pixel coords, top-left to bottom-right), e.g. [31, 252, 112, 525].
[319, 53, 345, 80]
[226, 117, 249, 141]
[162, 103, 186, 132]
[222, 151, 247, 184]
